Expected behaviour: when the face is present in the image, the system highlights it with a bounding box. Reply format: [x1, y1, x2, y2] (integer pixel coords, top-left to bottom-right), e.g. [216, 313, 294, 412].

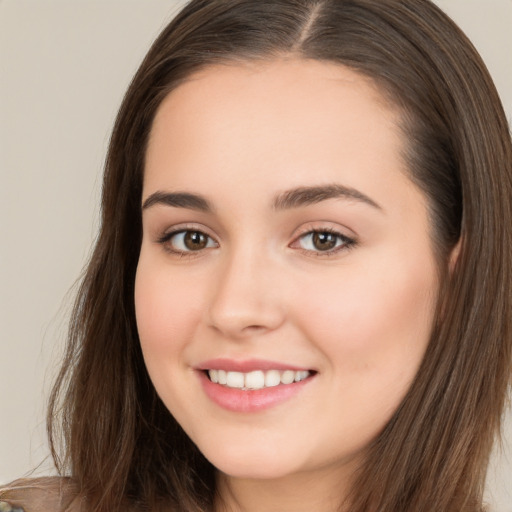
[135, 59, 439, 485]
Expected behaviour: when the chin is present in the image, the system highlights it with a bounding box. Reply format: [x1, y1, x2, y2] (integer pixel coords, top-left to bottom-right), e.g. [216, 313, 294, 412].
[199, 442, 305, 480]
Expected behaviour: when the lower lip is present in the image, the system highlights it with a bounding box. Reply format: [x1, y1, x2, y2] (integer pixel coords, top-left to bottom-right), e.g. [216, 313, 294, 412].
[198, 371, 314, 412]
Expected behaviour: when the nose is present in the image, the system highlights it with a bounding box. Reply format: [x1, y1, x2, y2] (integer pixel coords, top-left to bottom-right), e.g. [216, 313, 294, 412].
[206, 248, 285, 339]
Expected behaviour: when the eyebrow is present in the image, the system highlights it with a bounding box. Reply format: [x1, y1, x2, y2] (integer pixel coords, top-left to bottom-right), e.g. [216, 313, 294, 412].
[273, 184, 382, 211]
[141, 184, 382, 213]
[142, 191, 213, 212]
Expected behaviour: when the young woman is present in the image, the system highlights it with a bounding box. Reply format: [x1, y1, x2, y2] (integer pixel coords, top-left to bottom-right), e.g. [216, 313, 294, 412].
[2, 0, 511, 511]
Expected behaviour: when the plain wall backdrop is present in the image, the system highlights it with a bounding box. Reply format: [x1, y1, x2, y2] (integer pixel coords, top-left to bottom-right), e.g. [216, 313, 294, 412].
[1, 0, 511, 509]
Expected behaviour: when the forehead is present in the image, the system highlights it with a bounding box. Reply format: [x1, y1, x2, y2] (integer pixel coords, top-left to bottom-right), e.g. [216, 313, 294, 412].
[148, 58, 397, 150]
[144, 58, 411, 210]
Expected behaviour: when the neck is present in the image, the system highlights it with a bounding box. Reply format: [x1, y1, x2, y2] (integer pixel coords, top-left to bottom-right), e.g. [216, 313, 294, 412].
[214, 463, 355, 512]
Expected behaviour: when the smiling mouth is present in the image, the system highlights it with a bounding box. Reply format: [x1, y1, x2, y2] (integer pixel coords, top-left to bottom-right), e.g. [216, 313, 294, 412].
[206, 369, 313, 390]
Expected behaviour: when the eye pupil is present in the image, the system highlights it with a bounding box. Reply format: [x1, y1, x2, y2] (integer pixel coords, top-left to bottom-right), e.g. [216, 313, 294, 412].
[184, 231, 208, 250]
[312, 232, 337, 251]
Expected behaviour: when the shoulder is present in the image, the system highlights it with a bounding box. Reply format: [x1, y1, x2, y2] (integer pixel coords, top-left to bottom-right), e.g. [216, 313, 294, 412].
[0, 501, 24, 512]
[0, 477, 83, 512]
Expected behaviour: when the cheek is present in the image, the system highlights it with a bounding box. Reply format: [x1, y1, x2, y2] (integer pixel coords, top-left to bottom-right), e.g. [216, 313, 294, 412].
[134, 256, 211, 423]
[297, 254, 437, 386]
[134, 257, 204, 360]
[294, 257, 438, 451]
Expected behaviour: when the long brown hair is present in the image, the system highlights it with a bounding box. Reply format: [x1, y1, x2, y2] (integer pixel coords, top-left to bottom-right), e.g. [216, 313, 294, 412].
[47, 1, 512, 510]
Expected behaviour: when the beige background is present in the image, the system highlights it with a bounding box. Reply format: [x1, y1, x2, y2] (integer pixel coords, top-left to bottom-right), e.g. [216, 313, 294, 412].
[1, 0, 511, 509]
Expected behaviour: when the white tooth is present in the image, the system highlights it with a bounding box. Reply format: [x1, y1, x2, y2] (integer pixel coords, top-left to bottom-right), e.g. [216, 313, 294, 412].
[226, 371, 244, 388]
[218, 369, 227, 385]
[245, 370, 265, 390]
[209, 369, 219, 383]
[281, 370, 295, 385]
[265, 370, 281, 387]
[295, 370, 309, 382]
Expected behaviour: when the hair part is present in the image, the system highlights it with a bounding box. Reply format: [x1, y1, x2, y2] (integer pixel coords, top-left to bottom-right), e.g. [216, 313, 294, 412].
[48, 1, 512, 511]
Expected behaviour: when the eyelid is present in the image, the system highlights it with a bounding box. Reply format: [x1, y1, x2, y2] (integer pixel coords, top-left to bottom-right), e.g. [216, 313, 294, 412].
[156, 222, 217, 241]
[290, 222, 357, 241]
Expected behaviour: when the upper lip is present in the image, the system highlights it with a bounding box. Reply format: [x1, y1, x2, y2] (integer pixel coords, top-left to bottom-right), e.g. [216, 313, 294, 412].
[196, 358, 312, 373]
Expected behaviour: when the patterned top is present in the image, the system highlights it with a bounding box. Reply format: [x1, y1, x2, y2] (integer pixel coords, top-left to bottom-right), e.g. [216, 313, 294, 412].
[0, 477, 99, 512]
[0, 501, 25, 512]
[0, 477, 79, 512]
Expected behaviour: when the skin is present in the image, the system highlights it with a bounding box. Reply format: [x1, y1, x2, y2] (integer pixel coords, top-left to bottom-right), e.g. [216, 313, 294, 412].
[135, 59, 440, 512]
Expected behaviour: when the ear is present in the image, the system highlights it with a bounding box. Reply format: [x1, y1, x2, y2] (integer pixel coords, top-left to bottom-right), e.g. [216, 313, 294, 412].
[448, 237, 462, 273]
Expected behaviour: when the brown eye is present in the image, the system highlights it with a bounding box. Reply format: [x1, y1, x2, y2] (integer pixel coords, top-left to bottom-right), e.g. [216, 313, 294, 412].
[295, 230, 354, 254]
[161, 230, 217, 253]
[312, 232, 337, 251]
[184, 231, 209, 250]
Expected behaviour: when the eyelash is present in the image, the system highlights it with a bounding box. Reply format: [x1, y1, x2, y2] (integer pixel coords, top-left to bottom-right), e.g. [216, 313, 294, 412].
[157, 227, 356, 257]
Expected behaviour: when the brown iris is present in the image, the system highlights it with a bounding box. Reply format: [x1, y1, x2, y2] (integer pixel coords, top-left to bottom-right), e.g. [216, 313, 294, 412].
[312, 232, 338, 251]
[184, 231, 209, 250]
